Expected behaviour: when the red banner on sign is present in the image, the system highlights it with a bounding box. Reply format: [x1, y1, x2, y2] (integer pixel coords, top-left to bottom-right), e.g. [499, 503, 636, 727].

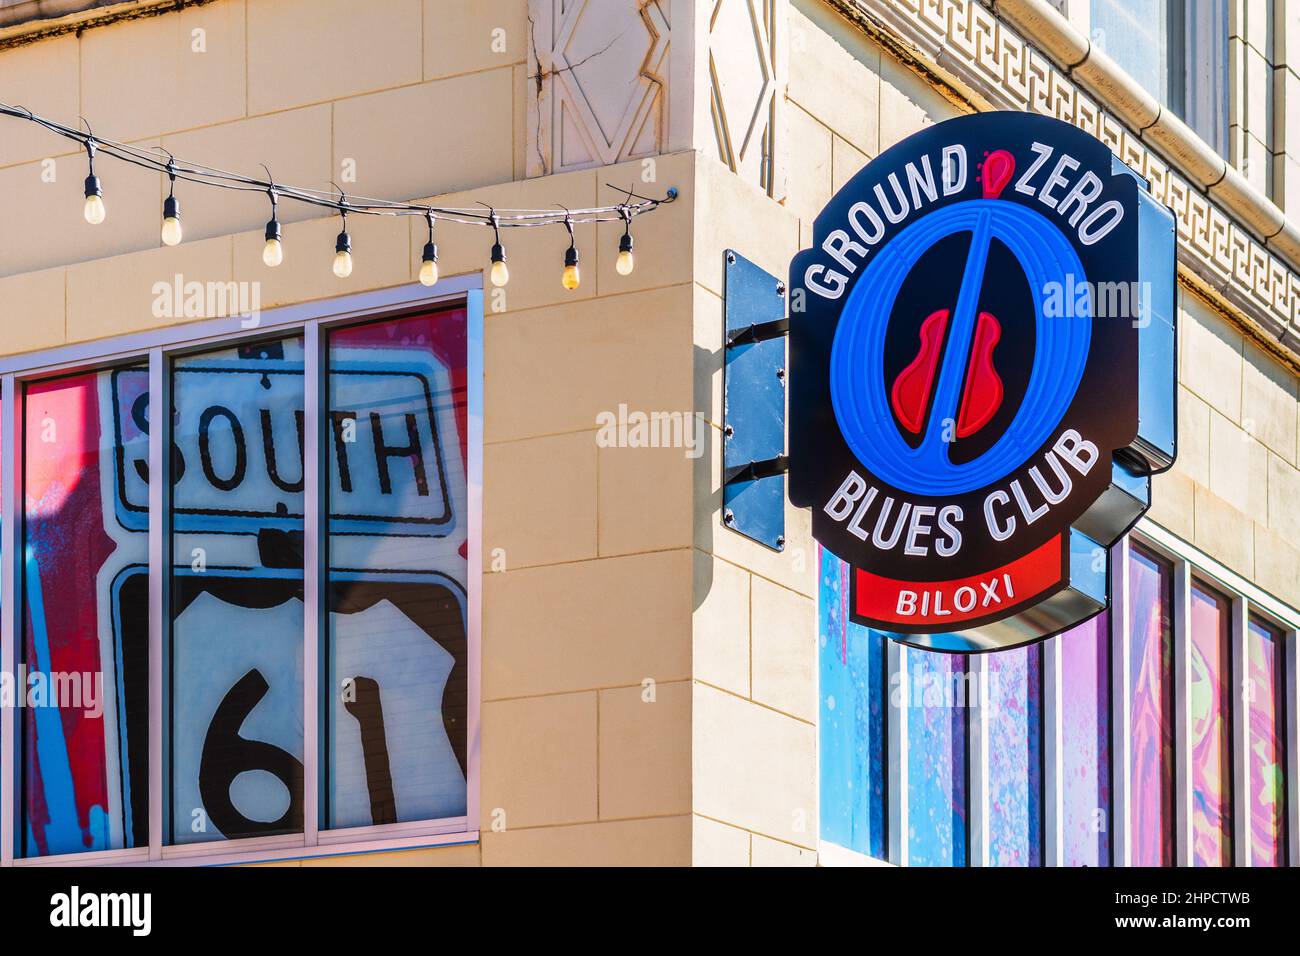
[853, 534, 1064, 628]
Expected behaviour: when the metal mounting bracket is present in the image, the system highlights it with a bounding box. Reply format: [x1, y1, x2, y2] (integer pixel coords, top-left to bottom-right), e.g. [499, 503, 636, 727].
[722, 249, 788, 551]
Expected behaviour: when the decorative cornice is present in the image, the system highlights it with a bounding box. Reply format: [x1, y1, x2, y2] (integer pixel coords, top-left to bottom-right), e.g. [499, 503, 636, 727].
[0, 0, 208, 50]
[825, 0, 1300, 372]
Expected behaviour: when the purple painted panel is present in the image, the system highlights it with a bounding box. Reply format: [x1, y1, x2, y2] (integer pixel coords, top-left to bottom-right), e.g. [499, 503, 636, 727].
[1189, 584, 1231, 866]
[1061, 614, 1111, 866]
[1128, 546, 1174, 866]
[986, 645, 1043, 866]
[1247, 619, 1287, 866]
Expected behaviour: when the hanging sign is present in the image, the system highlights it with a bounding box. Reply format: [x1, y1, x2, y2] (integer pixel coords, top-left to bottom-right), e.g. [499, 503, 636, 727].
[789, 112, 1176, 651]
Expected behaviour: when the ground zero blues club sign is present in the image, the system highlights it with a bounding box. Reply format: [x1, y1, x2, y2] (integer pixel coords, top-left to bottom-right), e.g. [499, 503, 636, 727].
[790, 112, 1177, 651]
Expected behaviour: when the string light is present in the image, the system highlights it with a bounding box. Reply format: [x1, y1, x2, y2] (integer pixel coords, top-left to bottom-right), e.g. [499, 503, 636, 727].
[82, 137, 105, 225]
[0, 102, 676, 280]
[616, 204, 635, 276]
[332, 185, 353, 278]
[560, 214, 580, 291]
[420, 209, 439, 286]
[262, 185, 283, 268]
[488, 210, 509, 288]
[161, 153, 182, 246]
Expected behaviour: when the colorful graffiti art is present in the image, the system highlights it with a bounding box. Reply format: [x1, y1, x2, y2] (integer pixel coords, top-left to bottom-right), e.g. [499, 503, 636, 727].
[1247, 620, 1286, 866]
[19, 307, 469, 855]
[1189, 585, 1232, 867]
[1060, 615, 1111, 867]
[1127, 547, 1175, 867]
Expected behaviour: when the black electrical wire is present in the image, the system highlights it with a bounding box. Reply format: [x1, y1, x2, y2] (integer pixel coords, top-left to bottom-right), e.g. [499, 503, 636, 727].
[0, 102, 676, 228]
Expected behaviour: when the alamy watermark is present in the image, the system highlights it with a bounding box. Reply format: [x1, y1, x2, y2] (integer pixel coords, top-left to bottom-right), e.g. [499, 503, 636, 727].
[596, 404, 706, 459]
[152, 273, 262, 328]
[1042, 274, 1154, 326]
[0, 667, 104, 717]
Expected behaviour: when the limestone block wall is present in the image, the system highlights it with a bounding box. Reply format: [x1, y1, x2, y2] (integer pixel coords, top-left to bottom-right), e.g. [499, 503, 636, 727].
[0, 0, 700, 867]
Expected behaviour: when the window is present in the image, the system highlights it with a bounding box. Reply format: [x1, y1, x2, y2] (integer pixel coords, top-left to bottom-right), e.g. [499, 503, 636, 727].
[1086, 0, 1229, 157]
[0, 282, 481, 865]
[1189, 582, 1232, 866]
[818, 526, 1297, 867]
[906, 651, 969, 867]
[818, 548, 888, 860]
[1127, 544, 1175, 865]
[1060, 613, 1111, 866]
[1246, 618, 1288, 865]
[986, 645, 1044, 866]
[21, 366, 149, 857]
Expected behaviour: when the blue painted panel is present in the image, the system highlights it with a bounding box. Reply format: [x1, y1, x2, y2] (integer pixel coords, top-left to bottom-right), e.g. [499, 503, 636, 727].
[818, 548, 887, 859]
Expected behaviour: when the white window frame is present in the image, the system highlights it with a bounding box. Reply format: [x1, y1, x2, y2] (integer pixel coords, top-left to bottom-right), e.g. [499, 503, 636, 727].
[819, 518, 1299, 868]
[0, 277, 484, 867]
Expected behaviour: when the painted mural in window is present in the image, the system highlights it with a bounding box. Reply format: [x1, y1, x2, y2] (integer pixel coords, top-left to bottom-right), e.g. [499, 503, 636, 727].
[15, 305, 469, 857]
[22, 367, 148, 856]
[1127, 545, 1175, 866]
[325, 311, 469, 829]
[1247, 618, 1287, 866]
[1189, 582, 1232, 866]
[1060, 614, 1111, 866]
[818, 541, 1292, 867]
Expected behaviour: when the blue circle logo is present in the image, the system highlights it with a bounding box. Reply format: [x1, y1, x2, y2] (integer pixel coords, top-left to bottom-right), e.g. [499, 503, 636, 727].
[829, 199, 1091, 496]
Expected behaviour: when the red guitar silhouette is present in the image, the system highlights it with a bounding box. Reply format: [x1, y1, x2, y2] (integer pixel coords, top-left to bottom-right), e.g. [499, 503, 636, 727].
[890, 309, 1004, 439]
[888, 148, 1012, 440]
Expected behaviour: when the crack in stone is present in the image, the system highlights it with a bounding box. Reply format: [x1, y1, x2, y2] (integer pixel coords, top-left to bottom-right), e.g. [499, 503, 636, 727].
[528, 12, 631, 177]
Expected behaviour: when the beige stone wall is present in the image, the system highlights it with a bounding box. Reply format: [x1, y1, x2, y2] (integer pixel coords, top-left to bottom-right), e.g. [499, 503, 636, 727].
[0, 0, 701, 867]
[1147, 290, 1300, 609]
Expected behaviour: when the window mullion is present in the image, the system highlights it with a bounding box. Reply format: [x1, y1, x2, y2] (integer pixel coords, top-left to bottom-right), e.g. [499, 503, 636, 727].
[1, 374, 20, 867]
[147, 347, 170, 860]
[968, 655, 989, 867]
[888, 640, 908, 866]
[303, 321, 325, 845]
[1111, 537, 1133, 866]
[1286, 627, 1299, 867]
[1231, 595, 1250, 866]
[1042, 633, 1065, 865]
[1172, 559, 1192, 865]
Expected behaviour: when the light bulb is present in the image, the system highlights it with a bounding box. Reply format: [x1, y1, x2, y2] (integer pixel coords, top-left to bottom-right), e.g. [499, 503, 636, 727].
[561, 245, 580, 290]
[84, 194, 106, 225]
[333, 230, 352, 278]
[83, 184, 106, 226]
[490, 259, 510, 287]
[83, 174, 105, 224]
[489, 242, 509, 287]
[263, 219, 283, 267]
[263, 237, 283, 267]
[161, 216, 183, 246]
[161, 195, 182, 246]
[420, 240, 439, 286]
[616, 233, 634, 275]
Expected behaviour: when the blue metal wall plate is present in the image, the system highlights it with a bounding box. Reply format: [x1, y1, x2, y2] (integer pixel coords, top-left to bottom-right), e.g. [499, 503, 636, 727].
[723, 249, 788, 551]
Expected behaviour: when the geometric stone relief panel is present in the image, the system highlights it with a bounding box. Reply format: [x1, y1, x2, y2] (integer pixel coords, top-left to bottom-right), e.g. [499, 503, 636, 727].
[707, 0, 787, 198]
[528, 0, 672, 177]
